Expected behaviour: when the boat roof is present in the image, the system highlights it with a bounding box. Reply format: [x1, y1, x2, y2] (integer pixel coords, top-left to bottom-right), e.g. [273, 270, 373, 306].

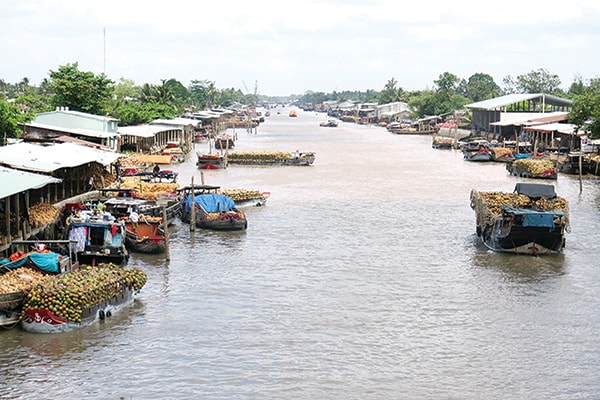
[514, 183, 556, 199]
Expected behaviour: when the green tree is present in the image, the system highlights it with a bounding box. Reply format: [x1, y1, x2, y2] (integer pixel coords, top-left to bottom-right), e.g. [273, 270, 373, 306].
[189, 80, 212, 109]
[113, 78, 139, 103]
[570, 91, 600, 139]
[0, 100, 28, 140]
[515, 68, 562, 94]
[378, 78, 406, 104]
[434, 72, 461, 99]
[464, 73, 501, 102]
[47, 62, 114, 114]
[163, 78, 189, 107]
[502, 75, 518, 94]
[110, 101, 177, 126]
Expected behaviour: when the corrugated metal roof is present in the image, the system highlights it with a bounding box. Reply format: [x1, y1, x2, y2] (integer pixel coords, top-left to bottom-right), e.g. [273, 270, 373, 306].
[490, 111, 569, 126]
[151, 118, 200, 128]
[117, 124, 169, 138]
[466, 93, 572, 110]
[523, 122, 577, 134]
[36, 109, 118, 122]
[0, 166, 61, 200]
[23, 121, 118, 139]
[0, 142, 122, 173]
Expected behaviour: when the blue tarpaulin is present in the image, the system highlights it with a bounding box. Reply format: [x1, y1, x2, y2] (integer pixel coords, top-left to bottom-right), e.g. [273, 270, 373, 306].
[501, 206, 563, 228]
[185, 193, 235, 213]
[0, 252, 60, 273]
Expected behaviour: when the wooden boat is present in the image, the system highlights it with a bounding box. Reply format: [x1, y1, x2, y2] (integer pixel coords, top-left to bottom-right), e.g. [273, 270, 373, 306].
[557, 152, 591, 175]
[227, 151, 315, 166]
[161, 147, 185, 163]
[214, 135, 235, 150]
[101, 194, 182, 225]
[180, 189, 247, 231]
[100, 195, 180, 254]
[320, 120, 338, 127]
[490, 147, 515, 162]
[20, 264, 146, 333]
[196, 152, 226, 169]
[431, 136, 455, 149]
[0, 240, 78, 328]
[124, 216, 167, 254]
[64, 205, 129, 267]
[470, 183, 569, 255]
[506, 158, 557, 179]
[461, 139, 493, 161]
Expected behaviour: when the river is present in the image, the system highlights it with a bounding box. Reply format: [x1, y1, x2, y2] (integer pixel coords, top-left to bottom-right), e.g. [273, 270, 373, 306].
[2, 109, 600, 399]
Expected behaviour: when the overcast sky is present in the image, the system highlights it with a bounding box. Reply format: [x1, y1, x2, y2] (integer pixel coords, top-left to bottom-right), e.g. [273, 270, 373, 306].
[1, 1, 599, 96]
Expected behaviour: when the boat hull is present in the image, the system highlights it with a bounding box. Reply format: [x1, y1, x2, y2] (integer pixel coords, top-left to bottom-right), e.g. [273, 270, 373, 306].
[0, 292, 25, 328]
[228, 157, 315, 166]
[479, 221, 566, 255]
[182, 209, 248, 231]
[463, 150, 493, 161]
[124, 231, 167, 254]
[196, 153, 225, 169]
[21, 287, 138, 333]
[506, 164, 557, 179]
[76, 251, 128, 267]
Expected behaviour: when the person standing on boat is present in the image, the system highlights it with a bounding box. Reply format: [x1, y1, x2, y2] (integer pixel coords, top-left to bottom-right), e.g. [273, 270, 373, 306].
[152, 164, 161, 181]
[129, 207, 139, 230]
[114, 160, 121, 180]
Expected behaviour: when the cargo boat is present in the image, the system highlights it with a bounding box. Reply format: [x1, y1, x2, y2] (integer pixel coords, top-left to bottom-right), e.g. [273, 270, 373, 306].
[20, 264, 146, 333]
[470, 183, 569, 255]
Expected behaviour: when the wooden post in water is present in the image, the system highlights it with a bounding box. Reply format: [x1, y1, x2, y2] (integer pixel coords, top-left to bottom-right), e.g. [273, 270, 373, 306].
[579, 150, 583, 193]
[163, 206, 170, 261]
[190, 176, 196, 232]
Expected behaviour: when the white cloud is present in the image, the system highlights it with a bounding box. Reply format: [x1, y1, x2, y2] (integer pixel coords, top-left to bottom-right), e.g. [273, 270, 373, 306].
[1, 0, 599, 95]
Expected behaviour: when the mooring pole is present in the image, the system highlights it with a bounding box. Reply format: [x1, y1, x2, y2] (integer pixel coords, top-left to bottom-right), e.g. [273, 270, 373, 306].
[163, 206, 170, 260]
[190, 176, 196, 232]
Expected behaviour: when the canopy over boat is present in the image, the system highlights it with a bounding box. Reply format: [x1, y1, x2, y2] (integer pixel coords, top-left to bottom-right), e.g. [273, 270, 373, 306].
[514, 183, 556, 199]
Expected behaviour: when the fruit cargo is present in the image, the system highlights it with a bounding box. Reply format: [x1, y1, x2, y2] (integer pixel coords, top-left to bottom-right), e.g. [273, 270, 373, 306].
[470, 183, 569, 255]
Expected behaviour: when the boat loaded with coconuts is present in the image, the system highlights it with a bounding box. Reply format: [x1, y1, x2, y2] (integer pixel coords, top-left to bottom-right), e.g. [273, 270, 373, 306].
[0, 240, 78, 329]
[226, 151, 315, 166]
[470, 183, 569, 255]
[20, 263, 147, 333]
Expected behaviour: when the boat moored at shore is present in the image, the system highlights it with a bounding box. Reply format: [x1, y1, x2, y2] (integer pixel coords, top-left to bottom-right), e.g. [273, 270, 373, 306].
[20, 264, 147, 333]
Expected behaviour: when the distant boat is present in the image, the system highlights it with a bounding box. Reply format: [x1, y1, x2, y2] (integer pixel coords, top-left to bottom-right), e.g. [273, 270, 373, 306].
[227, 151, 315, 166]
[320, 120, 338, 127]
[289, 109, 298, 117]
[196, 153, 226, 169]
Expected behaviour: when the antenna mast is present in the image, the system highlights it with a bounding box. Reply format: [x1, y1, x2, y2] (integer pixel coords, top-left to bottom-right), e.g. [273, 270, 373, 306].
[103, 28, 106, 75]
